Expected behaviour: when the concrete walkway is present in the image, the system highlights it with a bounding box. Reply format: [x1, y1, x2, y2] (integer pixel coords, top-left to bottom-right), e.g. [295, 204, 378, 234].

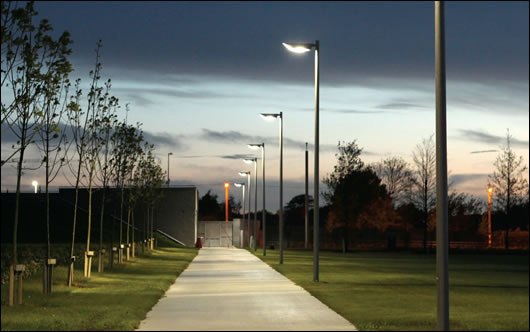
[137, 247, 356, 331]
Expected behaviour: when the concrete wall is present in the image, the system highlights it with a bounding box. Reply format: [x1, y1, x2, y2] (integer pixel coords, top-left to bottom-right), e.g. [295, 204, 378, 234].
[155, 187, 198, 247]
[198, 219, 241, 247]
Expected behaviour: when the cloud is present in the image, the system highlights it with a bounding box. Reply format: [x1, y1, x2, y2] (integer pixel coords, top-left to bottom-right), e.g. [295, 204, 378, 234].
[458, 129, 529, 148]
[449, 173, 489, 186]
[218, 154, 256, 160]
[295, 107, 386, 115]
[376, 102, 428, 111]
[470, 150, 497, 154]
[142, 131, 184, 150]
[198, 128, 339, 152]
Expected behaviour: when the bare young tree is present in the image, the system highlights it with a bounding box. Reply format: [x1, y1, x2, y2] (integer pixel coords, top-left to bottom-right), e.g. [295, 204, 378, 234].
[94, 96, 119, 272]
[36, 57, 72, 293]
[371, 156, 413, 207]
[410, 135, 436, 251]
[64, 41, 105, 285]
[488, 130, 528, 249]
[2, 0, 72, 269]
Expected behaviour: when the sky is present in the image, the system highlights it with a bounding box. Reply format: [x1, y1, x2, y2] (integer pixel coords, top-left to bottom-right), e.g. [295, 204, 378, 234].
[1, 1, 529, 212]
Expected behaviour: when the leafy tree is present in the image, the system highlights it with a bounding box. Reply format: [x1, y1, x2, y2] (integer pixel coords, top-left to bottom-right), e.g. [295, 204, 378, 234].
[488, 130, 528, 249]
[409, 135, 436, 251]
[94, 94, 119, 271]
[1, 1, 72, 274]
[324, 141, 387, 252]
[35, 45, 72, 292]
[199, 190, 222, 221]
[110, 120, 144, 260]
[448, 191, 484, 217]
[82, 42, 118, 276]
[284, 194, 313, 246]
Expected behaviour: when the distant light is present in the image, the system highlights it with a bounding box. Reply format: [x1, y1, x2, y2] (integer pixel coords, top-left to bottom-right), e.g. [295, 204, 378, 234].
[488, 187, 493, 193]
[31, 180, 38, 194]
[243, 158, 256, 164]
[224, 182, 230, 188]
[282, 42, 311, 54]
[234, 183, 244, 188]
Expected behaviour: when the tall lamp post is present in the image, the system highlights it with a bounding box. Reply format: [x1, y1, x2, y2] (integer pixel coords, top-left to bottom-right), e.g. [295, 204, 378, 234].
[487, 185, 493, 248]
[435, 1, 449, 330]
[248, 143, 266, 254]
[260, 112, 283, 263]
[283, 40, 319, 280]
[239, 171, 251, 247]
[244, 158, 258, 250]
[305, 143, 309, 249]
[167, 152, 173, 187]
[224, 182, 230, 222]
[234, 182, 246, 247]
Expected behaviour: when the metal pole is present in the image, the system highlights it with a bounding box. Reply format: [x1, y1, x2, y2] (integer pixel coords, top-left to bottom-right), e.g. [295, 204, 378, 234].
[254, 160, 258, 251]
[247, 174, 251, 248]
[242, 185, 246, 247]
[313, 40, 320, 282]
[167, 152, 172, 187]
[488, 187, 492, 248]
[262, 144, 267, 256]
[305, 142, 309, 249]
[225, 184, 229, 223]
[279, 112, 284, 264]
[435, 2, 449, 330]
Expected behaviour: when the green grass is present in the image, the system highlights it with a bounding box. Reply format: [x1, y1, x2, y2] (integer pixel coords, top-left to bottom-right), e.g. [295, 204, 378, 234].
[1, 246, 198, 331]
[253, 249, 529, 331]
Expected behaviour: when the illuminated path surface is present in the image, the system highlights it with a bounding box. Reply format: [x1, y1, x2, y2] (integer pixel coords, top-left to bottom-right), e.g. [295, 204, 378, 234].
[137, 247, 357, 331]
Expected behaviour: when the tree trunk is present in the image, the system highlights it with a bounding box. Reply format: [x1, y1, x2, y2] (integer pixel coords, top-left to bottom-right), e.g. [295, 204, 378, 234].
[13, 138, 26, 266]
[98, 189, 106, 272]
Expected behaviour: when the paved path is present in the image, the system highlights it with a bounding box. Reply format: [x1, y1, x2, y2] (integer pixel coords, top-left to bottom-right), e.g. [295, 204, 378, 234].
[137, 247, 356, 331]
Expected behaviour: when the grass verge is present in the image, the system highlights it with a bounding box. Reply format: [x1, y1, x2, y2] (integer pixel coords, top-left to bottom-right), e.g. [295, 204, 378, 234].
[253, 249, 529, 331]
[1, 246, 198, 331]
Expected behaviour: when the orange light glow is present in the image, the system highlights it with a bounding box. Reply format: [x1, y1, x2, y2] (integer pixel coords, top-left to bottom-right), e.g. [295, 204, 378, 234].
[224, 182, 230, 188]
[488, 187, 493, 193]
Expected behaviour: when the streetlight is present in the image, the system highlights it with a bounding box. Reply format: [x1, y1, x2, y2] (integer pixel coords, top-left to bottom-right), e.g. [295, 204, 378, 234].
[249, 143, 266, 255]
[283, 40, 319, 280]
[32, 180, 38, 194]
[167, 152, 173, 187]
[224, 182, 230, 223]
[235, 182, 246, 248]
[259, 112, 283, 263]
[487, 185, 493, 248]
[435, 2, 449, 330]
[234, 182, 246, 244]
[239, 171, 251, 247]
[244, 157, 258, 250]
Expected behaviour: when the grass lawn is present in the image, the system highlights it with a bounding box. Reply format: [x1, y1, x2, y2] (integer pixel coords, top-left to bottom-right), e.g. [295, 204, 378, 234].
[1, 245, 198, 331]
[254, 249, 529, 331]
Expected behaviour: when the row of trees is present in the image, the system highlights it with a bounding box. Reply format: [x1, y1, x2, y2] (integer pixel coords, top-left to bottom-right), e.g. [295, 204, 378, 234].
[323, 132, 528, 252]
[1, 1, 167, 300]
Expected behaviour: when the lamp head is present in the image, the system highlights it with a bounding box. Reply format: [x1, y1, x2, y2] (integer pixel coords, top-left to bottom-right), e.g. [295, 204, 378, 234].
[259, 113, 281, 121]
[32, 180, 38, 187]
[488, 187, 493, 193]
[168, 152, 173, 156]
[234, 183, 244, 188]
[243, 158, 257, 164]
[224, 182, 230, 188]
[282, 42, 313, 53]
[239, 171, 250, 177]
[248, 143, 263, 150]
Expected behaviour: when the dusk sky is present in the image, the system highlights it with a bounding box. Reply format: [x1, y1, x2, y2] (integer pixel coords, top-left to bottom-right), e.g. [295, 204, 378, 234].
[1, 1, 528, 212]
